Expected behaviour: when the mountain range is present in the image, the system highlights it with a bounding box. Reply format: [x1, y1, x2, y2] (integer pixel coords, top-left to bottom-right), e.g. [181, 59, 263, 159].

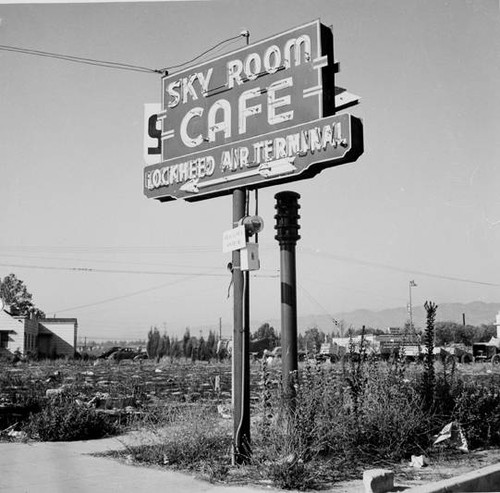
[260, 301, 500, 334]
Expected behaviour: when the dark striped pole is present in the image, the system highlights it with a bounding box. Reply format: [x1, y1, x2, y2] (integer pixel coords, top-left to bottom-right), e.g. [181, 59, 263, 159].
[274, 191, 301, 405]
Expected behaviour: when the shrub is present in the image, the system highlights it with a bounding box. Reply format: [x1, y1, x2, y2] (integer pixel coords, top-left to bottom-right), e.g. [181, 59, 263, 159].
[23, 394, 118, 441]
[109, 404, 232, 482]
[268, 457, 318, 490]
[128, 432, 231, 469]
[454, 383, 500, 448]
[356, 366, 430, 458]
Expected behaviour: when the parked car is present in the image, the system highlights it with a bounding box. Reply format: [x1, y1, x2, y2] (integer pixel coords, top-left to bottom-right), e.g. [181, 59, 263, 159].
[472, 343, 500, 364]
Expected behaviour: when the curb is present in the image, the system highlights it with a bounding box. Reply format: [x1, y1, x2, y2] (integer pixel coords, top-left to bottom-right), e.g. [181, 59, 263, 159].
[404, 462, 500, 492]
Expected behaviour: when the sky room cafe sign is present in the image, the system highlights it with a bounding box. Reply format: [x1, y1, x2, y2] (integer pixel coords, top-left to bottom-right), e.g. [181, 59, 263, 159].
[144, 20, 363, 202]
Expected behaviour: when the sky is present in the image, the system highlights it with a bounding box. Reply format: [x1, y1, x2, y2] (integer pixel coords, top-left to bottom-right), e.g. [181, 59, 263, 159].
[0, 0, 498, 340]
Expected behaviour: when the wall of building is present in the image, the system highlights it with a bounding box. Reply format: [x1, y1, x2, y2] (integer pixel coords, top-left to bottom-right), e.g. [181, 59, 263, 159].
[23, 318, 39, 356]
[38, 319, 77, 357]
[8, 328, 24, 354]
[0, 311, 24, 354]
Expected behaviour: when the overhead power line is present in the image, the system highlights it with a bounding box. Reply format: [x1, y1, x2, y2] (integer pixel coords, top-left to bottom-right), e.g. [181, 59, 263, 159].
[299, 246, 500, 288]
[297, 281, 342, 328]
[0, 261, 227, 277]
[0, 33, 247, 75]
[51, 277, 195, 314]
[166, 33, 244, 71]
[0, 261, 279, 278]
[0, 44, 162, 74]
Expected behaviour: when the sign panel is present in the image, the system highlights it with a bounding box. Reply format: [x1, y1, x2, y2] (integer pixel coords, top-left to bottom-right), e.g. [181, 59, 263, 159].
[159, 20, 335, 162]
[145, 113, 363, 201]
[144, 103, 162, 165]
[144, 20, 363, 202]
[222, 225, 247, 253]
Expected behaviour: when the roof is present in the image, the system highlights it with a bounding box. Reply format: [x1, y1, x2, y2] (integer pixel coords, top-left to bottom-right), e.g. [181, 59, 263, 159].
[0, 309, 23, 333]
[39, 318, 78, 324]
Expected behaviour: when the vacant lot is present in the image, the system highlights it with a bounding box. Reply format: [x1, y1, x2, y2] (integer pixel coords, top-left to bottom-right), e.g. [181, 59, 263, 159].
[2, 357, 500, 490]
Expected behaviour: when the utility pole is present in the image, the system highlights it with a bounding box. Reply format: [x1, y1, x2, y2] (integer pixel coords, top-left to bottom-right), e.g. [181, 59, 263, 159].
[275, 191, 301, 406]
[409, 280, 417, 333]
[231, 29, 251, 466]
[232, 188, 250, 464]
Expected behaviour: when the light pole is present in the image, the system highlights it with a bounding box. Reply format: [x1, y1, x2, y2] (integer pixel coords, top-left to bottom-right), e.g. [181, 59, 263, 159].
[409, 280, 417, 333]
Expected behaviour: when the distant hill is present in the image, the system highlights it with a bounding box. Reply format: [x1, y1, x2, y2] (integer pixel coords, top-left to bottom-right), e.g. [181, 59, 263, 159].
[260, 302, 500, 334]
[208, 302, 500, 338]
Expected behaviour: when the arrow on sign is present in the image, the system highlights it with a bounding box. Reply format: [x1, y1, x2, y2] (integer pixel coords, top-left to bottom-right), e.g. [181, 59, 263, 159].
[180, 158, 296, 194]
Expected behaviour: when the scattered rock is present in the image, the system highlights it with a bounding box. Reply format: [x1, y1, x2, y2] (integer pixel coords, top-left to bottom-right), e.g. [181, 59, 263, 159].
[217, 404, 232, 419]
[45, 388, 64, 398]
[410, 455, 429, 468]
[363, 468, 394, 493]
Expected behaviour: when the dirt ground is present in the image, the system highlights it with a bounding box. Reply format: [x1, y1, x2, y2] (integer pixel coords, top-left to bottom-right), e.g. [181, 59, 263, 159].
[326, 448, 500, 492]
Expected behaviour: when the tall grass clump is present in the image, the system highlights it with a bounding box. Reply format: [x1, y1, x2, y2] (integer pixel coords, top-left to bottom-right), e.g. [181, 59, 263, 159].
[105, 403, 233, 483]
[23, 391, 118, 441]
[254, 340, 433, 490]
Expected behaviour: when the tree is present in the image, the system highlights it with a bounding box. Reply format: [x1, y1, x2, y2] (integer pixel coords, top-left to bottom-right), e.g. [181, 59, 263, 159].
[0, 273, 45, 317]
[303, 327, 325, 353]
[199, 336, 210, 361]
[169, 337, 182, 360]
[352, 326, 385, 336]
[252, 323, 279, 350]
[206, 330, 217, 360]
[146, 327, 160, 359]
[158, 333, 170, 359]
[435, 322, 497, 347]
[182, 328, 191, 359]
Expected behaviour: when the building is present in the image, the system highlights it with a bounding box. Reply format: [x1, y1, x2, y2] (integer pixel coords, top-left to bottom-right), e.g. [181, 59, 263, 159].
[0, 302, 77, 359]
[376, 327, 421, 358]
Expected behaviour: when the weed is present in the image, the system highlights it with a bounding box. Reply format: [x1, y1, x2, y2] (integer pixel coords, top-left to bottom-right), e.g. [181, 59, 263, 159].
[454, 382, 500, 448]
[422, 301, 438, 410]
[23, 392, 118, 441]
[268, 456, 318, 490]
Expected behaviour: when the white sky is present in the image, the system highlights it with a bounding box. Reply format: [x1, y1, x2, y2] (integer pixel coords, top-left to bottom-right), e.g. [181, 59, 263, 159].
[0, 0, 498, 340]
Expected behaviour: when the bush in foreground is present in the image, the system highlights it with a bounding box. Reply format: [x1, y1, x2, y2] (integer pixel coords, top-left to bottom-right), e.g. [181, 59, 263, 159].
[23, 394, 118, 441]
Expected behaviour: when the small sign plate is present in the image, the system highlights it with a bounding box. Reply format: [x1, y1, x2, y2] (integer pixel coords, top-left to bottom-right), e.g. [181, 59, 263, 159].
[222, 225, 246, 253]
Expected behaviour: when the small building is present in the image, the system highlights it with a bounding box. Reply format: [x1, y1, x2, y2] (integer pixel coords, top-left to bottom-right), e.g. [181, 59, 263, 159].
[0, 302, 77, 358]
[376, 327, 421, 358]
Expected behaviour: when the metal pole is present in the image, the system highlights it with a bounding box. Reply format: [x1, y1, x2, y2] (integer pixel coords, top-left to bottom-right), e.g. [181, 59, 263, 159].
[409, 280, 417, 334]
[274, 191, 301, 406]
[232, 188, 250, 464]
[409, 281, 413, 332]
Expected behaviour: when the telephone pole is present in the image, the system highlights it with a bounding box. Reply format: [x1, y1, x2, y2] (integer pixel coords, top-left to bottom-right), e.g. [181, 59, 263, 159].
[232, 188, 250, 464]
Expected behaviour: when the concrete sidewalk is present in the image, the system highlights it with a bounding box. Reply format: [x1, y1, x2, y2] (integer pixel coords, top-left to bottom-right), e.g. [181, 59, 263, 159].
[0, 435, 276, 493]
[3, 435, 498, 493]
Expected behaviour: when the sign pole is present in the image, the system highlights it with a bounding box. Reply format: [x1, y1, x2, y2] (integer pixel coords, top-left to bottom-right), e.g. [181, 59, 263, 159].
[274, 191, 301, 407]
[232, 188, 251, 464]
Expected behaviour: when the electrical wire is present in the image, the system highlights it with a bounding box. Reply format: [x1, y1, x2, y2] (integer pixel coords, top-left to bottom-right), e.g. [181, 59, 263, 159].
[0, 33, 247, 76]
[0, 261, 278, 278]
[0, 252, 219, 270]
[297, 281, 341, 328]
[0, 244, 221, 254]
[299, 246, 500, 288]
[0, 44, 162, 74]
[0, 261, 227, 277]
[165, 34, 243, 72]
[50, 276, 196, 315]
[234, 264, 249, 462]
